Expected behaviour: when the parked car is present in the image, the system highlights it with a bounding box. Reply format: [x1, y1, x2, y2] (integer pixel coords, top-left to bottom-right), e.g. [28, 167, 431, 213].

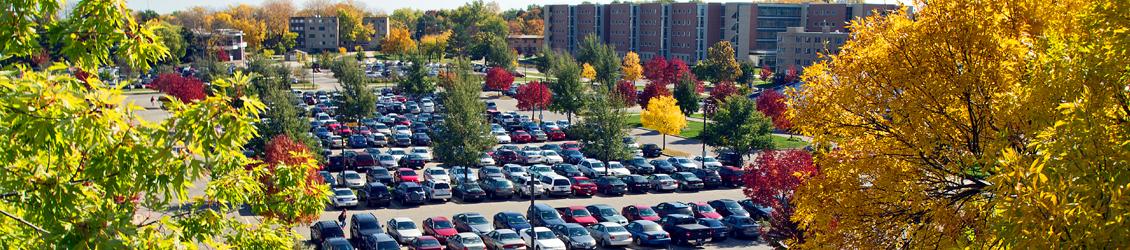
[393, 182, 426, 206]
[340, 170, 366, 188]
[623, 157, 656, 175]
[446, 232, 487, 250]
[622, 205, 661, 222]
[368, 133, 389, 147]
[593, 176, 628, 196]
[493, 131, 513, 144]
[310, 220, 347, 246]
[738, 199, 775, 221]
[720, 215, 761, 239]
[395, 168, 421, 183]
[708, 199, 751, 218]
[587, 222, 632, 248]
[540, 150, 564, 164]
[454, 182, 488, 202]
[483, 229, 526, 250]
[619, 175, 652, 193]
[578, 159, 607, 178]
[493, 150, 521, 165]
[423, 217, 459, 244]
[561, 150, 586, 164]
[653, 202, 694, 218]
[421, 180, 453, 202]
[657, 215, 713, 246]
[546, 128, 566, 141]
[649, 159, 678, 174]
[493, 212, 532, 232]
[549, 223, 597, 250]
[423, 167, 451, 183]
[503, 164, 529, 179]
[377, 154, 399, 169]
[407, 236, 443, 250]
[648, 174, 679, 192]
[585, 204, 629, 225]
[386, 217, 423, 244]
[690, 168, 724, 189]
[451, 166, 479, 184]
[453, 212, 495, 234]
[551, 164, 584, 178]
[509, 130, 533, 143]
[480, 177, 516, 200]
[527, 165, 555, 178]
[513, 176, 547, 198]
[393, 134, 412, 147]
[357, 232, 401, 250]
[358, 182, 392, 208]
[567, 176, 597, 197]
[718, 166, 746, 188]
[538, 174, 572, 197]
[672, 172, 705, 191]
[687, 202, 723, 219]
[605, 161, 632, 176]
[527, 203, 566, 227]
[520, 227, 567, 250]
[624, 220, 671, 247]
[641, 144, 662, 158]
[556, 206, 598, 226]
[322, 236, 354, 250]
[697, 218, 729, 241]
[349, 135, 369, 148]
[478, 166, 507, 180]
[479, 152, 497, 166]
[399, 155, 427, 169]
[530, 130, 549, 142]
[331, 188, 359, 209]
[519, 150, 544, 164]
[716, 150, 744, 167]
[319, 171, 336, 185]
[349, 213, 383, 242]
[412, 133, 432, 146]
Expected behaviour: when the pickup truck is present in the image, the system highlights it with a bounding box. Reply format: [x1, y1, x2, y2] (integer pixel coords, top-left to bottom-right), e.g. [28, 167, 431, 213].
[657, 214, 713, 246]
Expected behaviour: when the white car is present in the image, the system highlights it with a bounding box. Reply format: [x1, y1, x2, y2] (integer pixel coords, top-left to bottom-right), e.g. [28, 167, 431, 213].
[695, 156, 725, 168]
[479, 153, 497, 166]
[667, 157, 700, 170]
[503, 164, 529, 179]
[388, 149, 408, 162]
[393, 125, 412, 135]
[649, 174, 679, 192]
[491, 124, 507, 133]
[386, 217, 423, 244]
[421, 102, 436, 113]
[424, 167, 451, 183]
[541, 150, 564, 164]
[451, 166, 479, 184]
[373, 124, 393, 135]
[411, 147, 433, 162]
[494, 131, 512, 144]
[422, 180, 452, 201]
[521, 227, 567, 250]
[579, 159, 607, 177]
[605, 161, 633, 176]
[588, 222, 632, 247]
[331, 188, 358, 208]
[339, 170, 365, 188]
[378, 154, 398, 168]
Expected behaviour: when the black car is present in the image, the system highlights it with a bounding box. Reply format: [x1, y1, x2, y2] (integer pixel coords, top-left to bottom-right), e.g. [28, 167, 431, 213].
[393, 182, 427, 206]
[479, 177, 516, 200]
[697, 218, 728, 241]
[393, 134, 412, 147]
[653, 202, 694, 218]
[720, 215, 761, 239]
[716, 150, 743, 167]
[454, 182, 487, 202]
[350, 213, 383, 242]
[561, 150, 585, 164]
[624, 157, 655, 175]
[358, 182, 392, 208]
[689, 168, 724, 189]
[658, 215, 712, 246]
[641, 144, 663, 158]
[309, 220, 346, 245]
[708, 199, 751, 218]
[738, 199, 774, 221]
[619, 174, 652, 193]
[648, 159, 678, 174]
[671, 172, 705, 191]
[411, 133, 432, 146]
[398, 154, 427, 169]
[357, 233, 401, 250]
[593, 176, 628, 196]
[552, 164, 584, 178]
[366, 168, 394, 185]
[327, 156, 348, 172]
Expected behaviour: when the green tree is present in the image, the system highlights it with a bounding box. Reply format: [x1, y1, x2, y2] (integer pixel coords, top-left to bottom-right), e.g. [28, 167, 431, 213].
[574, 89, 632, 163]
[576, 36, 621, 89]
[705, 41, 742, 82]
[434, 59, 495, 167]
[154, 22, 187, 64]
[397, 53, 435, 97]
[547, 51, 587, 124]
[334, 58, 377, 121]
[338, 8, 375, 48]
[137, 9, 160, 22]
[481, 34, 516, 70]
[700, 96, 774, 156]
[673, 74, 701, 118]
[390, 8, 422, 32]
[448, 1, 509, 56]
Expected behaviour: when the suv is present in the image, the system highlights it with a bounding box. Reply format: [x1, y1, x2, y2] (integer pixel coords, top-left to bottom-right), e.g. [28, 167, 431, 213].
[641, 144, 663, 158]
[349, 213, 383, 242]
[421, 180, 452, 202]
[393, 182, 427, 206]
[310, 220, 346, 246]
[358, 182, 392, 208]
[538, 174, 573, 197]
[717, 166, 745, 188]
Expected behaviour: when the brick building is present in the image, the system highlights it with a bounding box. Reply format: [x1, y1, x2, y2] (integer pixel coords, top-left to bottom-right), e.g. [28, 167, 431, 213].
[289, 16, 339, 53]
[363, 16, 390, 50]
[507, 35, 544, 56]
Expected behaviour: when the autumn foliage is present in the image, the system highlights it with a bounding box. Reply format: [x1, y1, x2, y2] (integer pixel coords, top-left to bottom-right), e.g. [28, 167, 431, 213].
[743, 150, 816, 245]
[638, 81, 671, 109]
[149, 73, 207, 102]
[485, 67, 514, 91]
[643, 56, 667, 83]
[705, 81, 739, 115]
[756, 89, 790, 130]
[663, 59, 691, 86]
[516, 81, 552, 111]
[260, 134, 325, 224]
[614, 80, 638, 107]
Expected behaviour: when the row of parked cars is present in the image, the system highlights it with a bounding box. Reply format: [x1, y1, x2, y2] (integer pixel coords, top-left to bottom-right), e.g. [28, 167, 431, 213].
[309, 198, 769, 250]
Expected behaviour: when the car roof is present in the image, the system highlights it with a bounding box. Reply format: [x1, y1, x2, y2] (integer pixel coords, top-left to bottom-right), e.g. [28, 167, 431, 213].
[429, 216, 450, 221]
[494, 228, 517, 234]
[398, 182, 421, 187]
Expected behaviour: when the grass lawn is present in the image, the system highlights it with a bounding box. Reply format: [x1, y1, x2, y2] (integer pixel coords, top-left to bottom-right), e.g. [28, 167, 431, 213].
[689, 113, 705, 119]
[773, 135, 810, 149]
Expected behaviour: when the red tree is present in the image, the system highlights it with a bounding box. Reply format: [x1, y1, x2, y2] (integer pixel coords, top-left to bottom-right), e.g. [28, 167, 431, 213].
[261, 134, 322, 224]
[756, 89, 791, 130]
[743, 150, 816, 245]
[760, 67, 773, 81]
[705, 81, 739, 115]
[485, 67, 514, 93]
[638, 81, 671, 108]
[516, 81, 552, 111]
[663, 59, 691, 86]
[643, 56, 668, 83]
[614, 80, 639, 107]
[149, 73, 206, 102]
[784, 65, 799, 84]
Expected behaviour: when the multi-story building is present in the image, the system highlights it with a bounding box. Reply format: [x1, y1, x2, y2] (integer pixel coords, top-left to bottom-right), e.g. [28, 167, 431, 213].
[775, 26, 849, 73]
[544, 1, 898, 70]
[363, 16, 390, 50]
[507, 35, 544, 56]
[289, 16, 339, 53]
[214, 29, 247, 61]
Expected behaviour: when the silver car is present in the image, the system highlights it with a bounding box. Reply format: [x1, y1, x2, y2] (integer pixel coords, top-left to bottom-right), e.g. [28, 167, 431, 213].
[588, 222, 633, 247]
[483, 229, 526, 250]
[422, 180, 452, 202]
[386, 217, 423, 244]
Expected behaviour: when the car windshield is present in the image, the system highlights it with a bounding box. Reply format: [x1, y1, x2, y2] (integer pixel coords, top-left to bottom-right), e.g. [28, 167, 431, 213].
[407, 187, 423, 192]
[507, 166, 525, 173]
[334, 190, 353, 196]
[629, 159, 645, 164]
[678, 158, 692, 163]
[695, 205, 715, 212]
[433, 220, 453, 228]
[535, 230, 555, 239]
[433, 182, 450, 189]
[416, 239, 440, 247]
[575, 179, 593, 185]
[638, 208, 657, 216]
[641, 223, 662, 231]
[484, 168, 501, 174]
[543, 151, 558, 156]
[493, 181, 513, 188]
[467, 216, 489, 224]
[559, 165, 577, 171]
[540, 211, 561, 219]
[531, 166, 551, 173]
[655, 175, 673, 181]
[380, 155, 394, 160]
[400, 171, 417, 176]
[605, 225, 627, 232]
[344, 172, 361, 179]
[553, 179, 570, 186]
[609, 163, 625, 169]
[700, 219, 724, 227]
[507, 216, 526, 224]
[397, 221, 416, 229]
[589, 162, 605, 168]
[427, 169, 446, 175]
[597, 208, 616, 216]
[498, 232, 521, 240]
[733, 217, 756, 224]
[568, 227, 588, 236]
[377, 241, 399, 249]
[571, 209, 591, 217]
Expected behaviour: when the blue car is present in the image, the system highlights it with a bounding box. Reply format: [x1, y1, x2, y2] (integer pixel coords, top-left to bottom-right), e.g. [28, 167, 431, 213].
[319, 171, 336, 185]
[625, 220, 671, 247]
[697, 218, 728, 241]
[493, 212, 532, 231]
[720, 215, 761, 240]
[349, 135, 369, 148]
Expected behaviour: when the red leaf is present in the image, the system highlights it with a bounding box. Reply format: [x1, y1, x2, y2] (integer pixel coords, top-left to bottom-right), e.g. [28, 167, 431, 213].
[150, 73, 207, 102]
[485, 67, 515, 91]
[516, 81, 552, 111]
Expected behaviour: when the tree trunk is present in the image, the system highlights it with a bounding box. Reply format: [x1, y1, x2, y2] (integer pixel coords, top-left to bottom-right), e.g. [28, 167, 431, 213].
[663, 134, 667, 150]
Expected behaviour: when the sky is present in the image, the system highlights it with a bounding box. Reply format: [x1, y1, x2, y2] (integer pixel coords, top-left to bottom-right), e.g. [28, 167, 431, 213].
[129, 0, 907, 14]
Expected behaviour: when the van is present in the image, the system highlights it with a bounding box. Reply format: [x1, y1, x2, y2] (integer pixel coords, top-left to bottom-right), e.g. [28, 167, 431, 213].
[538, 174, 572, 197]
[527, 203, 566, 227]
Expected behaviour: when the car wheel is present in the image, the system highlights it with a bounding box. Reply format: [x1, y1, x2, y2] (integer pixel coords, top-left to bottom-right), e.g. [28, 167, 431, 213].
[633, 237, 640, 246]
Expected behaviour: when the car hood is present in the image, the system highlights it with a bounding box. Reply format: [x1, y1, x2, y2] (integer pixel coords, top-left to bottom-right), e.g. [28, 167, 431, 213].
[535, 239, 566, 248]
[470, 224, 494, 233]
[435, 228, 458, 236]
[399, 229, 423, 237]
[607, 215, 629, 224]
[574, 216, 598, 223]
[572, 235, 596, 244]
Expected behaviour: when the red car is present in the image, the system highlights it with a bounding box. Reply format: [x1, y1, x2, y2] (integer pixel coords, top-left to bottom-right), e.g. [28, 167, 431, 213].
[622, 205, 661, 221]
[396, 168, 420, 183]
[546, 128, 567, 141]
[335, 126, 353, 136]
[569, 176, 598, 197]
[325, 122, 342, 132]
[688, 202, 723, 219]
[556, 206, 598, 226]
[510, 130, 533, 143]
[408, 235, 444, 250]
[356, 126, 373, 135]
[492, 150, 520, 165]
[562, 141, 582, 151]
[423, 217, 459, 244]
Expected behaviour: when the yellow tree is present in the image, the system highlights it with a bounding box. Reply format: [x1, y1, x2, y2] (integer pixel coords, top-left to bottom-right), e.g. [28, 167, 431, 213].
[788, 0, 1127, 248]
[381, 27, 416, 59]
[641, 96, 686, 149]
[621, 51, 643, 81]
[419, 30, 452, 62]
[581, 63, 596, 80]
